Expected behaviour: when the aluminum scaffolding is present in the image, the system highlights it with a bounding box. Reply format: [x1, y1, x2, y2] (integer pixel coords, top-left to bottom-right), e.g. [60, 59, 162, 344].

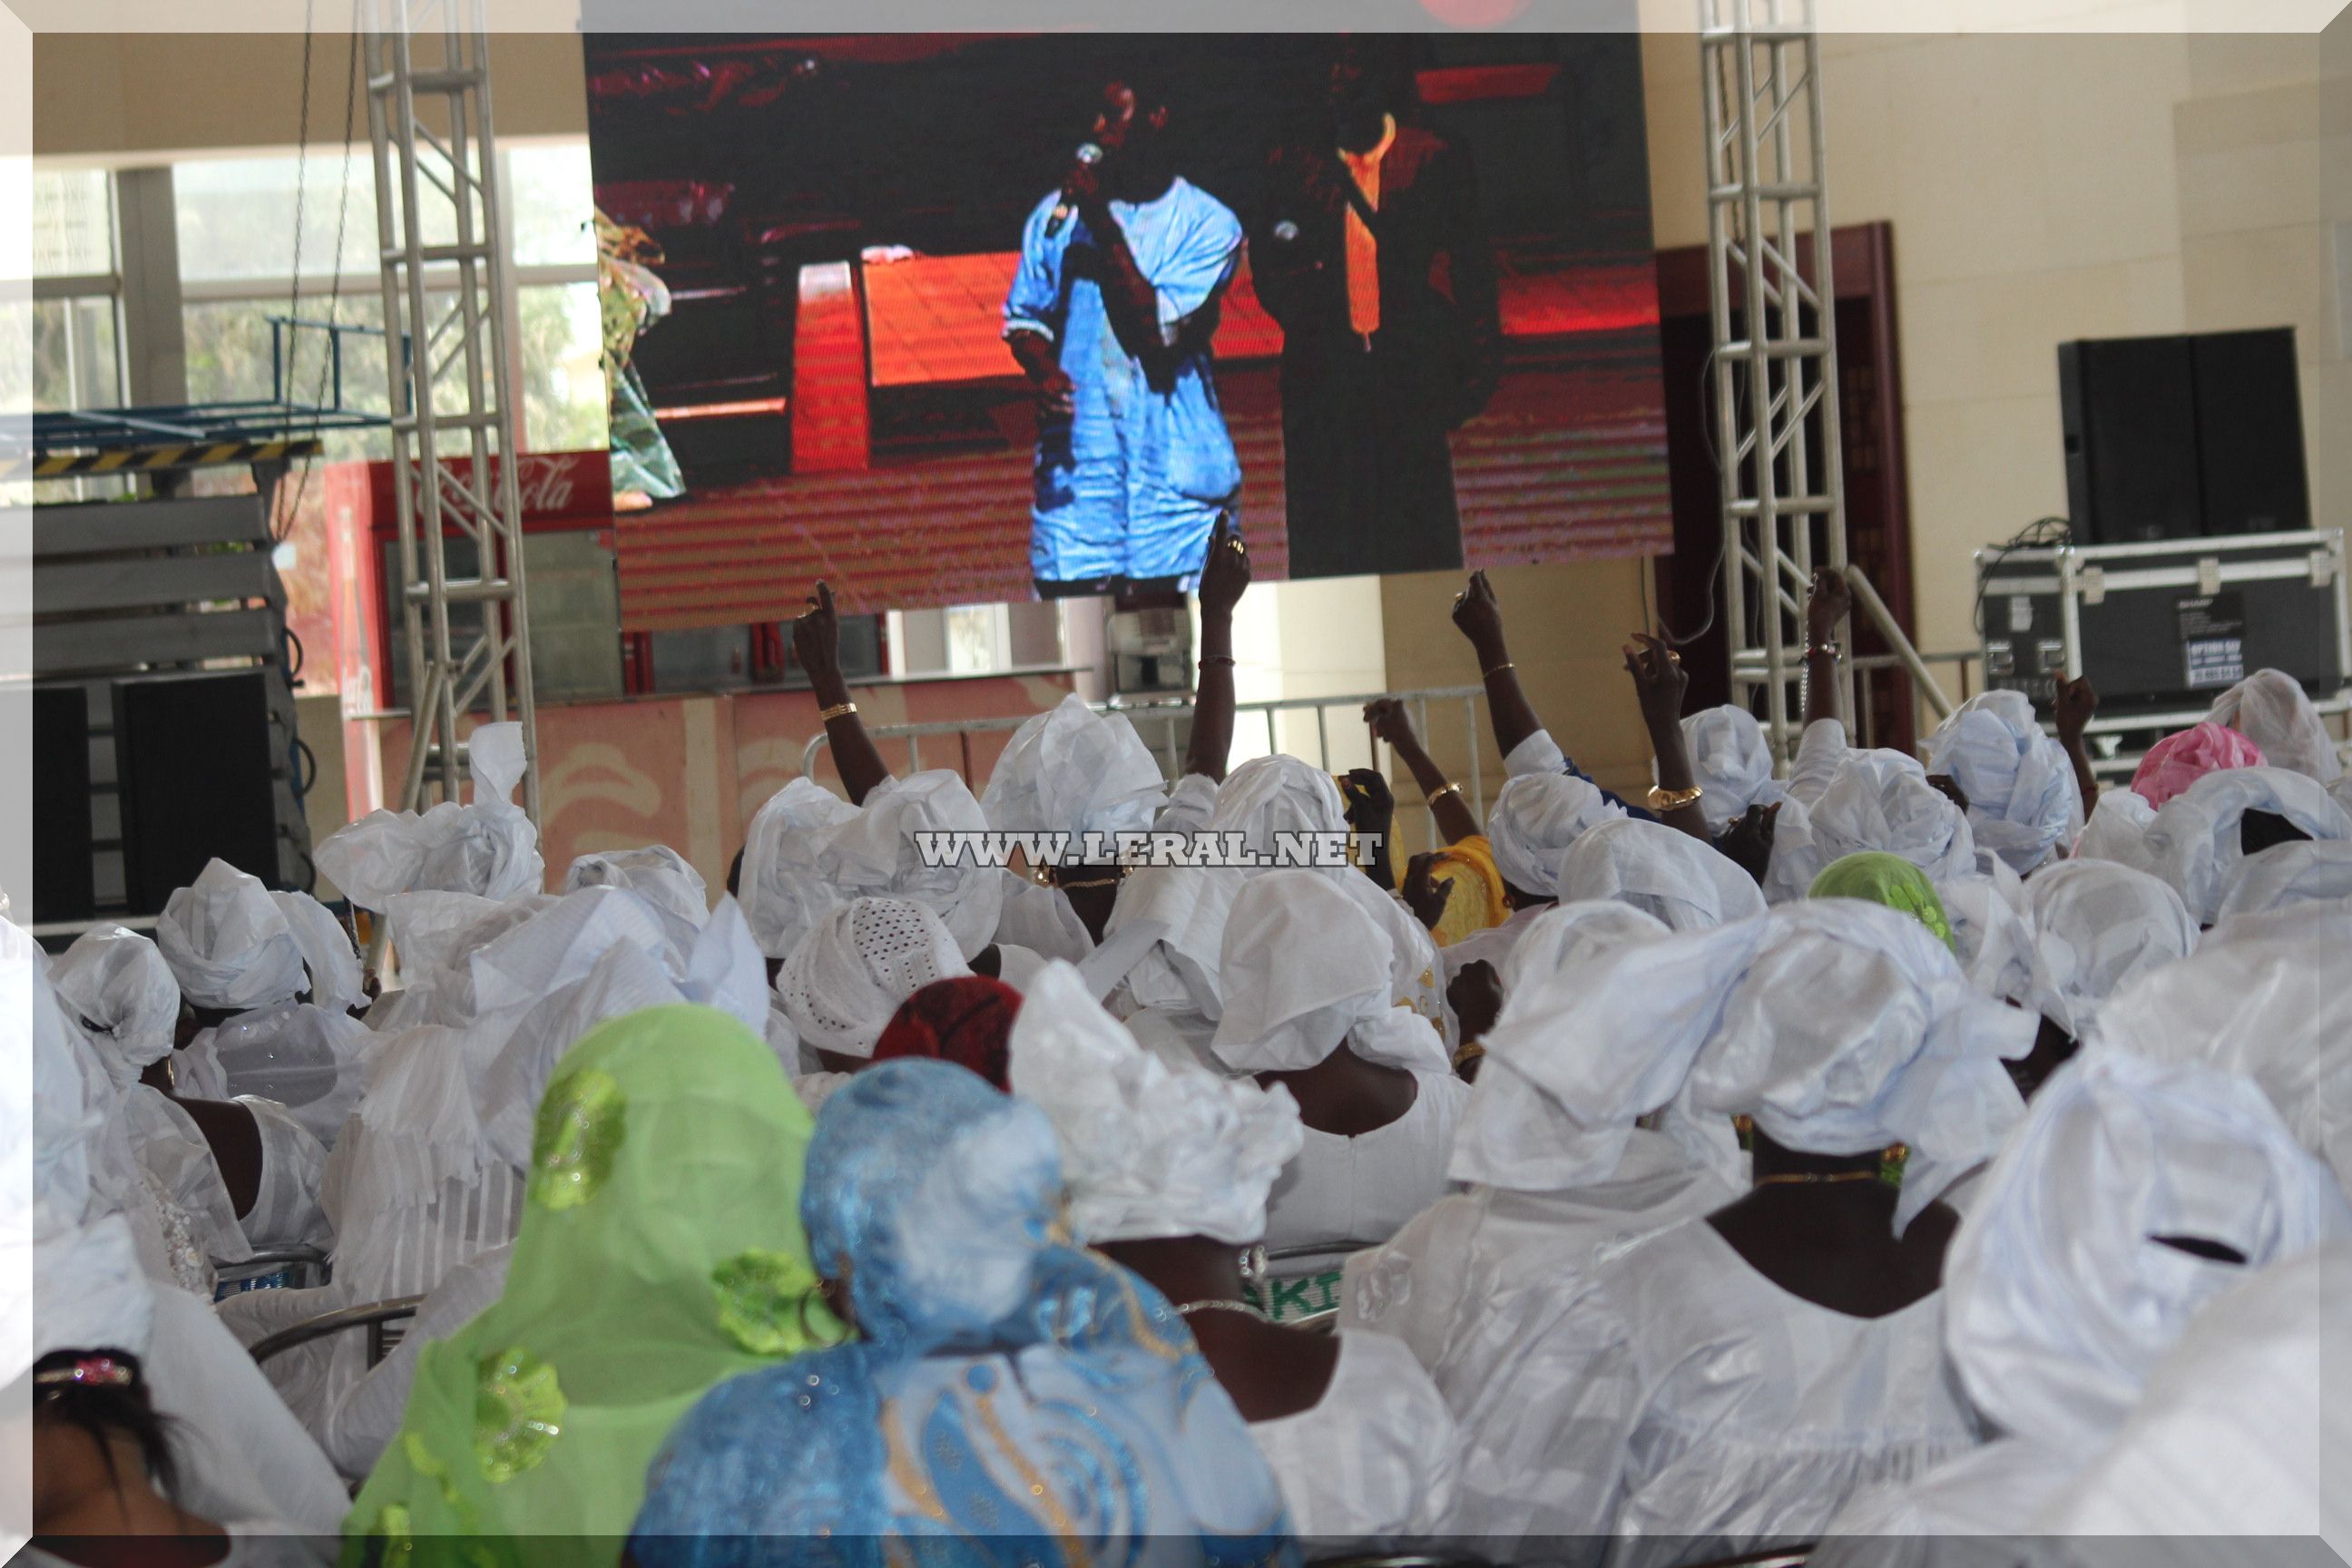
[362, 0, 540, 822]
[1700, 0, 1854, 764]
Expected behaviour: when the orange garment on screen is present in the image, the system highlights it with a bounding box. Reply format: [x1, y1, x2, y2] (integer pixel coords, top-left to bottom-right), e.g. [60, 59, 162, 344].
[1341, 115, 1398, 338]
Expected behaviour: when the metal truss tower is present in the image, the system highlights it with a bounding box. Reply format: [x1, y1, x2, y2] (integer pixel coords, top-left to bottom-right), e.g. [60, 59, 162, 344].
[1700, 0, 1854, 764]
[363, 0, 540, 821]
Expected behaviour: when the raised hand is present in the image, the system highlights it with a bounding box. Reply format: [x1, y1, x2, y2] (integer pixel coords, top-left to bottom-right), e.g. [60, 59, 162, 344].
[792, 581, 842, 690]
[1198, 513, 1251, 620]
[1363, 697, 1424, 756]
[1713, 801, 1781, 888]
[2053, 674, 2100, 741]
[1451, 569, 1507, 662]
[1401, 851, 1456, 931]
[1807, 565, 1852, 645]
[1622, 632, 1690, 735]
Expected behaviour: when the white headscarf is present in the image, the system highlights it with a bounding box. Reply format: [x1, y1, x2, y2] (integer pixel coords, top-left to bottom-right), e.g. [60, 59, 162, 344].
[1807, 748, 1977, 882]
[458, 884, 671, 1023]
[2025, 860, 2200, 1037]
[50, 927, 181, 1089]
[34, 1205, 155, 1365]
[739, 778, 861, 960]
[1924, 691, 2084, 874]
[2206, 669, 2342, 785]
[2133, 765, 2352, 924]
[1011, 960, 1302, 1245]
[270, 889, 366, 1014]
[1943, 1047, 2352, 1453]
[1452, 902, 1681, 1191]
[1677, 705, 1787, 833]
[564, 845, 710, 932]
[776, 897, 972, 1061]
[1210, 869, 1451, 1076]
[155, 858, 309, 1012]
[1934, 871, 2038, 1005]
[1553, 816, 1767, 934]
[2214, 839, 2352, 923]
[1485, 771, 1626, 898]
[2094, 934, 2352, 1199]
[2074, 785, 2158, 873]
[315, 721, 544, 907]
[982, 694, 1166, 841]
[817, 771, 1004, 962]
[1211, 753, 1348, 851]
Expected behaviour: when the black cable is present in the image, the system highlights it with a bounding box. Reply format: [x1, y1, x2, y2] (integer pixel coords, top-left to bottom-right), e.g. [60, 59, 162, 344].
[277, 5, 360, 547]
[1970, 514, 2074, 642]
[1652, 338, 1740, 650]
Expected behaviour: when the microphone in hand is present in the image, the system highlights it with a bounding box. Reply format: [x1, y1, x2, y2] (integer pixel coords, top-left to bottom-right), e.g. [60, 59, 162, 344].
[1044, 142, 1104, 240]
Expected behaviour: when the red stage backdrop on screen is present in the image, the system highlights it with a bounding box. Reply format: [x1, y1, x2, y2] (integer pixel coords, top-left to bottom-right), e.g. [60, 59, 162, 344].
[584, 24, 1669, 627]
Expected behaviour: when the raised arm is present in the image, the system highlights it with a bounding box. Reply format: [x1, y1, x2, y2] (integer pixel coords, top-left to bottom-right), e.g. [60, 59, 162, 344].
[794, 581, 890, 806]
[2053, 674, 2102, 815]
[1182, 514, 1249, 783]
[1625, 633, 1711, 842]
[1803, 567, 1852, 730]
[1454, 571, 1544, 763]
[1367, 698, 1481, 845]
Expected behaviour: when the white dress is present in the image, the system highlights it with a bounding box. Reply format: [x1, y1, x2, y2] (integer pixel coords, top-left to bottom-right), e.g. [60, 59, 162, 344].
[176, 1002, 377, 1151]
[322, 1240, 514, 1478]
[1261, 1069, 1469, 1274]
[239, 1094, 333, 1253]
[1249, 1328, 1463, 1544]
[1341, 1129, 1737, 1417]
[1439, 904, 1544, 983]
[1449, 1215, 1982, 1563]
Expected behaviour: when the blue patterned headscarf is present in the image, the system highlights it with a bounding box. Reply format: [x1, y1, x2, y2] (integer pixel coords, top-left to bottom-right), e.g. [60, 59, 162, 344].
[632, 1060, 1298, 1568]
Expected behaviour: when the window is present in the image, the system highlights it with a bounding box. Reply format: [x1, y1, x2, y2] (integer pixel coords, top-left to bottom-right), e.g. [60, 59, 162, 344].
[30, 169, 128, 501]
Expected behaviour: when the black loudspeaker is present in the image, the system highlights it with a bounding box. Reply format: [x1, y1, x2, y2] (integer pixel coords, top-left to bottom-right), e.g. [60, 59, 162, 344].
[2059, 328, 2310, 546]
[114, 671, 280, 915]
[2193, 328, 2310, 537]
[33, 686, 96, 923]
[2059, 336, 2201, 545]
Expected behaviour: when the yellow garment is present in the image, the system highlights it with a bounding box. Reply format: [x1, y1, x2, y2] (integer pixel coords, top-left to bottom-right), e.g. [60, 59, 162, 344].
[1341, 114, 1396, 338]
[1427, 834, 1510, 949]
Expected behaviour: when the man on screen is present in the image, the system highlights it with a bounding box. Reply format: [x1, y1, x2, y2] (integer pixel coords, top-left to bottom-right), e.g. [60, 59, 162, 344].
[1255, 40, 1503, 579]
[1004, 74, 1245, 601]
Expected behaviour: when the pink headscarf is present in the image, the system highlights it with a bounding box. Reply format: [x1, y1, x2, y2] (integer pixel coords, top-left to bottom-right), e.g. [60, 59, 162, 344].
[2131, 722, 2265, 808]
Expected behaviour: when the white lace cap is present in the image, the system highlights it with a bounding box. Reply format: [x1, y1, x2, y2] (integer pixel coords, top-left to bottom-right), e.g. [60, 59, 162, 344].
[270, 889, 366, 1013]
[981, 694, 1166, 840]
[1925, 691, 2084, 874]
[50, 926, 181, 1083]
[1010, 960, 1302, 1245]
[1210, 869, 1449, 1076]
[155, 858, 308, 1012]
[1485, 771, 1625, 898]
[2024, 860, 2199, 1037]
[2206, 669, 2343, 785]
[1553, 816, 1767, 934]
[1944, 1047, 2352, 1452]
[776, 897, 972, 1061]
[739, 778, 860, 960]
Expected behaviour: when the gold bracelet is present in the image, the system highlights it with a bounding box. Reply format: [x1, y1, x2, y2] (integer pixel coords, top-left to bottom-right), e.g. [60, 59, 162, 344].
[1426, 780, 1464, 808]
[1482, 661, 1515, 679]
[818, 701, 858, 722]
[1645, 782, 1705, 813]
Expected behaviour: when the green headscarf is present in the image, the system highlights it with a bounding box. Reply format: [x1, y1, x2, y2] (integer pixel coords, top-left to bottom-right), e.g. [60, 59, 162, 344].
[345, 1004, 840, 1565]
[1808, 850, 1958, 951]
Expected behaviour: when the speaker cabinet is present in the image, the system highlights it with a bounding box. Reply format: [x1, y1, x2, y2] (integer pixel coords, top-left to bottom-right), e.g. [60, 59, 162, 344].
[114, 671, 280, 915]
[2192, 328, 2310, 537]
[33, 686, 95, 923]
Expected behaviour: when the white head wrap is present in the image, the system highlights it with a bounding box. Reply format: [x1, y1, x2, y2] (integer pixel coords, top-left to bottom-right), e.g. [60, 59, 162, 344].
[457, 884, 671, 1024]
[982, 694, 1166, 840]
[1554, 816, 1768, 934]
[2025, 859, 2199, 1037]
[1680, 705, 1788, 833]
[34, 1206, 154, 1364]
[1497, 898, 1672, 998]
[1097, 864, 1236, 1020]
[270, 888, 365, 1013]
[1807, 748, 1977, 882]
[1011, 960, 1302, 1245]
[1210, 869, 1451, 1076]
[1936, 872, 2038, 1005]
[2214, 839, 2352, 923]
[816, 771, 1004, 962]
[564, 846, 710, 932]
[2094, 934, 2352, 1198]
[49, 927, 181, 1088]
[2073, 785, 2158, 873]
[675, 897, 772, 1039]
[1943, 1047, 2352, 1451]
[1452, 903, 1681, 1191]
[739, 779, 861, 960]
[1485, 771, 1627, 898]
[314, 721, 544, 907]
[1211, 753, 1347, 848]
[1924, 691, 2084, 874]
[155, 858, 308, 1012]
[2205, 669, 2343, 785]
[776, 897, 972, 1061]
[2135, 765, 2352, 924]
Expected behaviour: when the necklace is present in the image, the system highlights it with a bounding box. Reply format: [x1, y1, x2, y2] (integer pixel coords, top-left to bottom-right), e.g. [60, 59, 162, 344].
[1753, 1171, 1885, 1187]
[1174, 1298, 1270, 1322]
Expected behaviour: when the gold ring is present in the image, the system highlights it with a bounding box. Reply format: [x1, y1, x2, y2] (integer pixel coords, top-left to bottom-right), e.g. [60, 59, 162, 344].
[1665, 651, 1682, 664]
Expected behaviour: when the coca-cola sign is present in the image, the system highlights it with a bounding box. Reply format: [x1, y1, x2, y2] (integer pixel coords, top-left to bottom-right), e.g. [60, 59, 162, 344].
[366, 449, 614, 535]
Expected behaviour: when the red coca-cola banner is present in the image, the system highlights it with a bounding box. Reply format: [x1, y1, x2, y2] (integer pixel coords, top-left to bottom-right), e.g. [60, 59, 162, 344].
[363, 449, 614, 539]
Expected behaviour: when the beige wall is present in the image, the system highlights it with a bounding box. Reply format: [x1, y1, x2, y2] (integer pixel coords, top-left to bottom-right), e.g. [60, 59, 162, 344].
[34, 33, 588, 161]
[1642, 26, 2350, 675]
